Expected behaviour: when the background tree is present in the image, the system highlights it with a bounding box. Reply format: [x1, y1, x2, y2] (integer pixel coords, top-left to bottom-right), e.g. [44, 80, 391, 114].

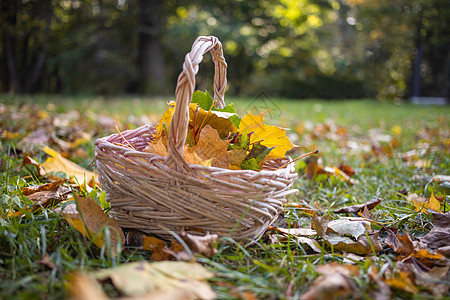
[0, 0, 448, 100]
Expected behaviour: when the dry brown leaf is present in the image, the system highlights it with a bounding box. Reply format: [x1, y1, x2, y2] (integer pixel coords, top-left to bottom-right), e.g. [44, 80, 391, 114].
[413, 265, 450, 296]
[11, 180, 71, 217]
[301, 263, 358, 300]
[413, 248, 444, 260]
[180, 232, 219, 258]
[304, 158, 359, 184]
[22, 178, 65, 196]
[419, 212, 450, 254]
[36, 254, 57, 270]
[20, 155, 42, 174]
[62, 195, 125, 257]
[385, 229, 414, 255]
[184, 148, 213, 167]
[337, 163, 356, 177]
[270, 227, 317, 236]
[184, 125, 229, 168]
[53, 203, 78, 214]
[311, 213, 381, 255]
[125, 231, 218, 261]
[316, 262, 359, 276]
[334, 198, 381, 214]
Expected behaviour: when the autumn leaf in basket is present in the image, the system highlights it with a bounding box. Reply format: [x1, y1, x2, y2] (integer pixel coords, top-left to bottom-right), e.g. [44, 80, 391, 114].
[239, 110, 294, 160]
[184, 125, 229, 168]
[146, 90, 296, 171]
[154, 91, 238, 141]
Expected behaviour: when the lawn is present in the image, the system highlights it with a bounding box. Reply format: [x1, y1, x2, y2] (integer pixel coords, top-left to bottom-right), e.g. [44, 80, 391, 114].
[1, 94, 449, 299]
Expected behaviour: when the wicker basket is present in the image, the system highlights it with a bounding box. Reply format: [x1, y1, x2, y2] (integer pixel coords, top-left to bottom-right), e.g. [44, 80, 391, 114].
[95, 36, 298, 241]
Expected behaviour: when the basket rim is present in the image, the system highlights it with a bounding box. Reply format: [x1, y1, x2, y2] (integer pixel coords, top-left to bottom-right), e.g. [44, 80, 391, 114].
[95, 124, 297, 176]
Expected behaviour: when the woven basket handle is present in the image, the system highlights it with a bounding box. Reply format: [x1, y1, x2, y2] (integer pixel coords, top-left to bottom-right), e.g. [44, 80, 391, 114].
[166, 36, 227, 170]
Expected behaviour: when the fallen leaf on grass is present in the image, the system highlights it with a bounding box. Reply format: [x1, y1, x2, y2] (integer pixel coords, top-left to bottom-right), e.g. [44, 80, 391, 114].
[337, 163, 355, 177]
[21, 178, 66, 196]
[62, 195, 125, 257]
[312, 214, 381, 255]
[20, 155, 42, 174]
[305, 159, 359, 185]
[270, 227, 317, 236]
[41, 146, 98, 187]
[301, 262, 358, 300]
[269, 227, 321, 252]
[127, 231, 219, 261]
[334, 198, 381, 214]
[179, 231, 219, 258]
[92, 261, 215, 300]
[68, 272, 109, 300]
[11, 179, 71, 217]
[143, 236, 172, 261]
[419, 212, 450, 254]
[36, 254, 57, 270]
[409, 192, 442, 213]
[394, 255, 450, 296]
[385, 229, 415, 255]
[269, 233, 322, 253]
[385, 271, 419, 295]
[368, 264, 391, 300]
[412, 264, 450, 296]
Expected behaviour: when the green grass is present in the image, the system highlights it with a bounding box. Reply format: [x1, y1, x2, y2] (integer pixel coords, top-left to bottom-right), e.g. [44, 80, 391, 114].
[1, 94, 449, 299]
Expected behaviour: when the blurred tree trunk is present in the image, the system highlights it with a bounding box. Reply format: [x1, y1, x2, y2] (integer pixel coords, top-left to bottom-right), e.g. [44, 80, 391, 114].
[1, 0, 51, 93]
[2, 1, 21, 92]
[138, 0, 166, 95]
[25, 0, 51, 93]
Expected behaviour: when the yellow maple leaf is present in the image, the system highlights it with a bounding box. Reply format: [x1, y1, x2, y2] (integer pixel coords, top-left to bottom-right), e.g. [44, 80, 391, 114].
[412, 192, 442, 213]
[239, 112, 294, 159]
[184, 125, 229, 168]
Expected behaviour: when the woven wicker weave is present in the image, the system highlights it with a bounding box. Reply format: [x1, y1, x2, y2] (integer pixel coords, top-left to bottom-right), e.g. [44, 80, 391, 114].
[95, 36, 298, 240]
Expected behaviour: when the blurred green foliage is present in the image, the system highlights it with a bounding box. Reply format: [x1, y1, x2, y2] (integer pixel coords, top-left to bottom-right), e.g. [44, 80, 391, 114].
[1, 0, 448, 99]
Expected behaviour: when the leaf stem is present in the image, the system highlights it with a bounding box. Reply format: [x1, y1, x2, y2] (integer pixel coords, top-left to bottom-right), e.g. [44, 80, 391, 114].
[276, 150, 319, 170]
